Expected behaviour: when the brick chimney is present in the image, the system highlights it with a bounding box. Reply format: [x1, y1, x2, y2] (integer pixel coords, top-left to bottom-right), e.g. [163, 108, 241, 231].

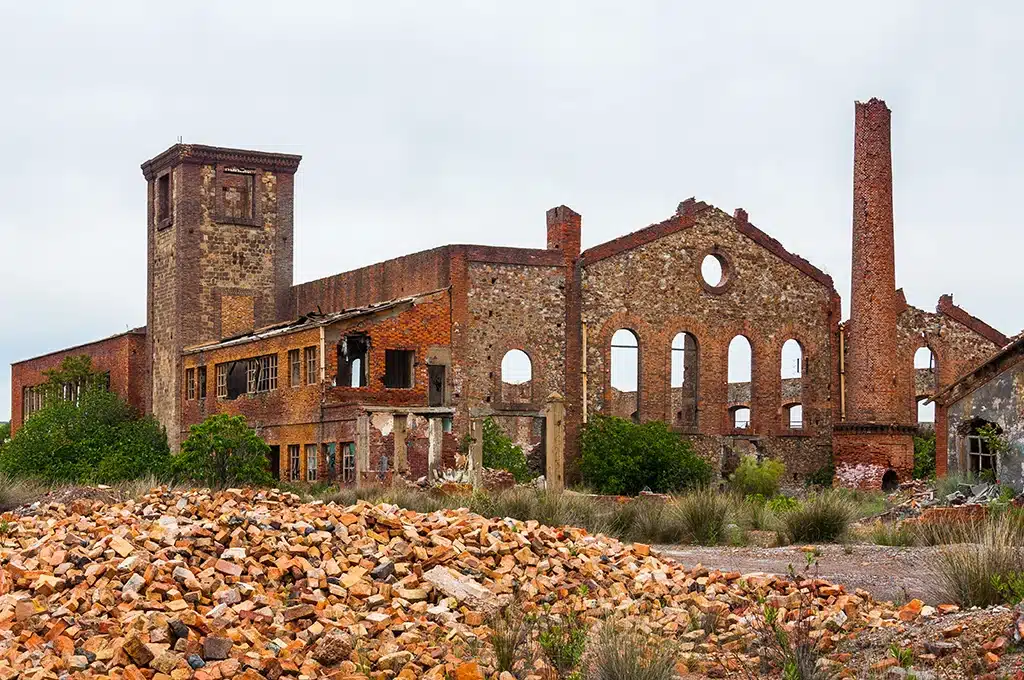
[846, 98, 899, 423]
[546, 205, 582, 259]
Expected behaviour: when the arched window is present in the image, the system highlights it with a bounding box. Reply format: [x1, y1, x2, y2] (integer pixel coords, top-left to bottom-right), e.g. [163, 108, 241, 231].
[785, 403, 803, 429]
[914, 346, 935, 370]
[671, 332, 699, 429]
[781, 339, 804, 429]
[914, 346, 937, 420]
[610, 329, 640, 422]
[730, 406, 751, 429]
[500, 349, 532, 403]
[728, 336, 752, 429]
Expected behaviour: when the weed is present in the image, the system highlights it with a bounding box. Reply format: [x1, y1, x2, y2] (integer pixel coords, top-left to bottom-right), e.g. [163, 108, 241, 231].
[537, 609, 588, 676]
[870, 521, 916, 547]
[582, 623, 678, 680]
[730, 456, 786, 497]
[887, 643, 914, 669]
[488, 600, 532, 674]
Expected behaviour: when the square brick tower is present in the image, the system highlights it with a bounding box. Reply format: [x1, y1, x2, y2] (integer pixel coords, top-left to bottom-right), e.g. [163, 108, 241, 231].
[141, 145, 302, 449]
[833, 99, 915, 489]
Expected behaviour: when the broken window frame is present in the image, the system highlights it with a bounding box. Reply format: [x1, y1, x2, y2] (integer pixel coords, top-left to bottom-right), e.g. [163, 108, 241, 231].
[288, 349, 301, 387]
[305, 346, 318, 385]
[197, 366, 207, 400]
[247, 354, 278, 394]
[967, 435, 995, 474]
[338, 334, 369, 388]
[186, 368, 196, 400]
[216, 364, 228, 398]
[341, 442, 356, 484]
[288, 444, 301, 482]
[305, 443, 318, 482]
[383, 349, 415, 389]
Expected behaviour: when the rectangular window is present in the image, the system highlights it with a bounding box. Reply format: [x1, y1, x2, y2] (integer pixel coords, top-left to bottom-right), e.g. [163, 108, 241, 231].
[157, 173, 171, 227]
[338, 334, 369, 388]
[306, 444, 318, 482]
[442, 417, 453, 433]
[967, 435, 995, 474]
[216, 364, 228, 398]
[384, 349, 415, 389]
[247, 354, 278, 394]
[325, 443, 336, 479]
[222, 169, 254, 221]
[288, 444, 301, 482]
[305, 346, 318, 385]
[341, 442, 356, 484]
[197, 366, 207, 399]
[289, 349, 301, 387]
[186, 368, 196, 400]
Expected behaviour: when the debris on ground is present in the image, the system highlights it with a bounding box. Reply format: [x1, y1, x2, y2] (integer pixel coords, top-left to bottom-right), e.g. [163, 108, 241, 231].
[0, 487, 1018, 678]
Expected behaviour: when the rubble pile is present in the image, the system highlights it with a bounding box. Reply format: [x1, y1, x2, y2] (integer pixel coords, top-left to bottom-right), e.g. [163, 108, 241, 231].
[0, 487, 962, 679]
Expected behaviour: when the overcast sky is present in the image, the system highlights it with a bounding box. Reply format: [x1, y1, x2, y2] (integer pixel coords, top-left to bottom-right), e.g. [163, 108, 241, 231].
[2, 1, 1021, 421]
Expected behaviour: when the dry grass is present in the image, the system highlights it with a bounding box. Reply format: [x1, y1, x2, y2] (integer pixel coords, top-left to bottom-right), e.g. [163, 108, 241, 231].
[931, 515, 1024, 607]
[0, 475, 48, 511]
[582, 623, 679, 680]
[783, 491, 855, 543]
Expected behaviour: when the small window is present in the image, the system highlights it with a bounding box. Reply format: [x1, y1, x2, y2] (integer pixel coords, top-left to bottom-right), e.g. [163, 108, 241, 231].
[305, 444, 318, 482]
[786, 403, 803, 429]
[339, 335, 369, 388]
[341, 442, 356, 484]
[384, 349, 415, 389]
[731, 406, 751, 429]
[701, 254, 724, 287]
[967, 435, 995, 474]
[289, 349, 301, 387]
[157, 173, 172, 227]
[197, 366, 207, 399]
[186, 368, 196, 400]
[288, 444, 301, 482]
[442, 417, 453, 433]
[305, 346, 318, 385]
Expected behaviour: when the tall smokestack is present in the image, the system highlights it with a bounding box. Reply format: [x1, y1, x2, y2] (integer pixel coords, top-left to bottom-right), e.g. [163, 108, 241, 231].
[846, 98, 899, 422]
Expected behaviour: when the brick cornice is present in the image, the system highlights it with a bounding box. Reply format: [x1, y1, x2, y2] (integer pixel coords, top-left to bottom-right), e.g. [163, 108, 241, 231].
[936, 294, 1009, 347]
[141, 144, 302, 181]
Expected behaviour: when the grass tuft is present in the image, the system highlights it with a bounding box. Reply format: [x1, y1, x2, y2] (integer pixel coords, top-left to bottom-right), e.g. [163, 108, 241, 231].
[931, 515, 1024, 607]
[783, 491, 855, 543]
[582, 623, 678, 680]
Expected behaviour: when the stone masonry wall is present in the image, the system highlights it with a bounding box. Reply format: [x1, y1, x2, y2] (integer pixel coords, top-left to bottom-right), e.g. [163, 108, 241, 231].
[581, 205, 836, 477]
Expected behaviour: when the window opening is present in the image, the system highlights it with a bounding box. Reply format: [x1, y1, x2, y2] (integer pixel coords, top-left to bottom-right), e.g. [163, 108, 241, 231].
[289, 349, 301, 387]
[384, 349, 415, 388]
[342, 442, 356, 484]
[670, 332, 699, 428]
[339, 335, 369, 387]
[305, 444, 318, 482]
[185, 368, 195, 400]
[610, 329, 640, 422]
[305, 346, 318, 384]
[197, 366, 207, 399]
[288, 444, 301, 482]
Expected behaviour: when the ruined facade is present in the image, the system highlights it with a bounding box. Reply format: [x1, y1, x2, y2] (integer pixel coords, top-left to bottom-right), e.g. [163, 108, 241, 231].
[9, 102, 1009, 488]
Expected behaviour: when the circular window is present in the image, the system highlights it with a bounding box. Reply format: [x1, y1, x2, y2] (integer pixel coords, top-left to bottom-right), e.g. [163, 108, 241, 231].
[701, 255, 723, 286]
[698, 250, 731, 293]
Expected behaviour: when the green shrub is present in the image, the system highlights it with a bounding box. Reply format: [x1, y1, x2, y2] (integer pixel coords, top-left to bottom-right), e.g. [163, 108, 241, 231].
[0, 378, 170, 484]
[805, 462, 835, 488]
[580, 416, 710, 495]
[783, 491, 854, 543]
[767, 495, 801, 513]
[730, 456, 785, 497]
[913, 432, 936, 479]
[172, 414, 274, 487]
[583, 623, 678, 680]
[481, 417, 534, 483]
[537, 609, 588, 676]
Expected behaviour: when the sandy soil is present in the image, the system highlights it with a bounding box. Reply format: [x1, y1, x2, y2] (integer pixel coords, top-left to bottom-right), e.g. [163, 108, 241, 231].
[656, 543, 940, 603]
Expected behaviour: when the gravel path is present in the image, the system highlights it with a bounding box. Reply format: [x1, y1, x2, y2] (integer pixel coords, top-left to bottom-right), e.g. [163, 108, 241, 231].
[655, 543, 940, 603]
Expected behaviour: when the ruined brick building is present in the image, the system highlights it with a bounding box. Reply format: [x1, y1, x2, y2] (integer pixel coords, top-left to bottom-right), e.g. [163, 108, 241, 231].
[9, 99, 1009, 488]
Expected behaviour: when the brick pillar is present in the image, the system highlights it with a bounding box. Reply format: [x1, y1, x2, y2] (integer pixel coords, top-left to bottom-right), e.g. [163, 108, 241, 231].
[546, 206, 583, 481]
[847, 98, 900, 423]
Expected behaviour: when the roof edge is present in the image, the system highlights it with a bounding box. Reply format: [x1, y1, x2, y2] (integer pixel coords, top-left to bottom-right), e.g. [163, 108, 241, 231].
[141, 144, 302, 181]
[936, 294, 1009, 347]
[12, 327, 146, 366]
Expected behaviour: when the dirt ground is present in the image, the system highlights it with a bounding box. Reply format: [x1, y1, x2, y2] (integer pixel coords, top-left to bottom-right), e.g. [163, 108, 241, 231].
[656, 543, 940, 603]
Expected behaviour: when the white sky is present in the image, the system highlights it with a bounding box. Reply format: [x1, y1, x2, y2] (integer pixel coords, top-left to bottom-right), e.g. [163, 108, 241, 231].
[2, 1, 1022, 420]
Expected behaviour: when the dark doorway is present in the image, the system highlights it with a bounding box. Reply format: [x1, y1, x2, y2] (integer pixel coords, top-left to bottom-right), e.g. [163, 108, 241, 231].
[428, 364, 446, 406]
[268, 445, 281, 480]
[881, 469, 899, 492]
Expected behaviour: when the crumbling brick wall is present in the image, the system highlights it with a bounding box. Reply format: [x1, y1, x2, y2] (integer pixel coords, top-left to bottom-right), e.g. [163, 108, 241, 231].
[580, 204, 836, 477]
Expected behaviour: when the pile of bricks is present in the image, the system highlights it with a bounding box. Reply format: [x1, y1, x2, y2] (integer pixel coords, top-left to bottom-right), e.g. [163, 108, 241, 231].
[0, 487, 944, 679]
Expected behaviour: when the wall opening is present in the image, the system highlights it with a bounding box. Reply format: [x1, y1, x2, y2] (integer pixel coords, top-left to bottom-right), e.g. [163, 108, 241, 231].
[701, 254, 724, 287]
[728, 335, 752, 428]
[914, 346, 937, 418]
[338, 334, 369, 387]
[917, 397, 935, 425]
[781, 339, 804, 429]
[610, 329, 640, 422]
[965, 419, 1000, 475]
[500, 349, 533, 403]
[730, 406, 751, 429]
[671, 332, 699, 429]
[881, 469, 899, 492]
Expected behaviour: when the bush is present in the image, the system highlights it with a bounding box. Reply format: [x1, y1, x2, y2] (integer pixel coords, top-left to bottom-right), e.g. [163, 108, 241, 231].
[673, 488, 735, 545]
[481, 418, 533, 483]
[583, 623, 678, 680]
[783, 491, 854, 543]
[913, 433, 936, 479]
[537, 609, 588, 676]
[580, 416, 710, 495]
[730, 456, 785, 497]
[933, 517, 1024, 607]
[805, 462, 835, 489]
[0, 386, 170, 484]
[172, 414, 274, 487]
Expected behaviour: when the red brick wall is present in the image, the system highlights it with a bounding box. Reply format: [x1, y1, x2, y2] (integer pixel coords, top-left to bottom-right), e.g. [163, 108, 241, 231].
[10, 330, 148, 433]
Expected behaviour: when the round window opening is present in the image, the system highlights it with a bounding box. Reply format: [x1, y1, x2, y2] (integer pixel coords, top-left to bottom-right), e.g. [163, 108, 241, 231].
[701, 253, 725, 287]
